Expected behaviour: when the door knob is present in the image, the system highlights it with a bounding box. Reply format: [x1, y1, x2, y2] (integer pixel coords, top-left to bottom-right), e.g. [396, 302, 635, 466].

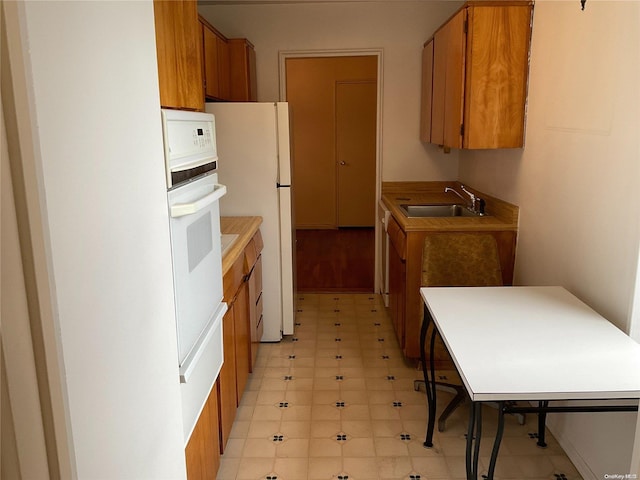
[339, 161, 347, 166]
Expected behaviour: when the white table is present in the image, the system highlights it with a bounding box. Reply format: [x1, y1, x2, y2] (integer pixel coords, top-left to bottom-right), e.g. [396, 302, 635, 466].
[419, 286, 640, 480]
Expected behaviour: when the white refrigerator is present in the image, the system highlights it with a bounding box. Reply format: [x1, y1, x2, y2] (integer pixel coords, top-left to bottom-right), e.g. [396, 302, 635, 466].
[206, 102, 295, 341]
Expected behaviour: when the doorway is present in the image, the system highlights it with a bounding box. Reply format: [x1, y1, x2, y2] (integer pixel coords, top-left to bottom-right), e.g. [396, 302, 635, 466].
[282, 53, 380, 292]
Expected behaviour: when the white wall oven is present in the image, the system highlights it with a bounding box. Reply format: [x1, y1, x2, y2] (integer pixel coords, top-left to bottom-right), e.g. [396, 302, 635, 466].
[161, 109, 227, 442]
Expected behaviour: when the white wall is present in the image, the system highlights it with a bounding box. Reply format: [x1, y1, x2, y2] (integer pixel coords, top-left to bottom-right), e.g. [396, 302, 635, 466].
[20, 1, 186, 478]
[199, 1, 462, 182]
[458, 1, 640, 478]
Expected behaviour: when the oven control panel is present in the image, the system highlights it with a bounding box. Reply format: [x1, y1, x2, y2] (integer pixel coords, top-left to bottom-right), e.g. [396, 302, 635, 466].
[161, 109, 218, 174]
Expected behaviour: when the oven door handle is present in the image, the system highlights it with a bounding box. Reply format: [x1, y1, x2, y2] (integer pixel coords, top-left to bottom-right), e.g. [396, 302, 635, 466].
[170, 183, 227, 218]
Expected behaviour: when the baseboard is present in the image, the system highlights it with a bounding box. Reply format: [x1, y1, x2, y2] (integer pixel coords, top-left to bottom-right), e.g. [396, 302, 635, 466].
[546, 416, 598, 480]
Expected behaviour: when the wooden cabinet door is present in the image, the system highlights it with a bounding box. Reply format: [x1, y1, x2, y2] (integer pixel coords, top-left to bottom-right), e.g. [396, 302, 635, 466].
[386, 216, 406, 349]
[388, 239, 406, 349]
[430, 9, 465, 147]
[217, 38, 231, 100]
[441, 8, 466, 149]
[420, 40, 434, 143]
[203, 24, 220, 99]
[201, 17, 230, 101]
[185, 382, 220, 480]
[218, 307, 237, 451]
[228, 39, 257, 101]
[464, 5, 532, 148]
[234, 281, 251, 402]
[153, 0, 203, 111]
[248, 255, 263, 370]
[424, 2, 532, 149]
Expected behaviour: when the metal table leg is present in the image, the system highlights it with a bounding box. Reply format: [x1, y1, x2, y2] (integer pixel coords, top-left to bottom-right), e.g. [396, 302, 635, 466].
[465, 402, 482, 480]
[537, 400, 549, 447]
[421, 304, 437, 447]
[487, 401, 506, 479]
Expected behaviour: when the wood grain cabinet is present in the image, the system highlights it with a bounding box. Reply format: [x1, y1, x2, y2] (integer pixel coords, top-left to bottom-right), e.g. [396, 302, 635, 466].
[228, 39, 258, 102]
[198, 17, 257, 102]
[185, 381, 221, 480]
[217, 303, 238, 452]
[219, 250, 246, 452]
[420, 1, 533, 149]
[386, 216, 517, 365]
[217, 229, 263, 453]
[244, 231, 264, 369]
[153, 0, 204, 111]
[387, 216, 406, 349]
[200, 16, 230, 101]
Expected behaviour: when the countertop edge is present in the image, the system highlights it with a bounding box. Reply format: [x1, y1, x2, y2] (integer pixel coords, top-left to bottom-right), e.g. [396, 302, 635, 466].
[220, 216, 263, 275]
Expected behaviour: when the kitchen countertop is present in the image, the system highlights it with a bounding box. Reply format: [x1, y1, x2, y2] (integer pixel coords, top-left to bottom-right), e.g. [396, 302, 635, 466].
[381, 181, 519, 232]
[220, 216, 263, 275]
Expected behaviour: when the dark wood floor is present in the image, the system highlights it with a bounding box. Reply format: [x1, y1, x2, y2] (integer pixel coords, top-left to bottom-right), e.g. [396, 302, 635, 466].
[295, 228, 375, 293]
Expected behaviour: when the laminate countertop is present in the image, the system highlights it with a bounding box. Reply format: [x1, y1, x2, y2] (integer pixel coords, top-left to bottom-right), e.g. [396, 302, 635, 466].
[381, 181, 519, 232]
[220, 216, 262, 275]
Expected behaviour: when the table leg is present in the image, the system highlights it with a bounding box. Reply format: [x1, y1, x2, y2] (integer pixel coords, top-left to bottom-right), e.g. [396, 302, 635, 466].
[421, 305, 437, 447]
[466, 402, 482, 480]
[475, 403, 483, 478]
[487, 401, 506, 479]
[537, 400, 549, 447]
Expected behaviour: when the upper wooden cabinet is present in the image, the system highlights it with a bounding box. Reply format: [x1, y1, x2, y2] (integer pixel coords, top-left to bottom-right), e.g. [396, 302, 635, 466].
[228, 39, 258, 102]
[153, 0, 204, 111]
[420, 1, 533, 149]
[419, 40, 434, 143]
[200, 17, 230, 101]
[199, 17, 257, 102]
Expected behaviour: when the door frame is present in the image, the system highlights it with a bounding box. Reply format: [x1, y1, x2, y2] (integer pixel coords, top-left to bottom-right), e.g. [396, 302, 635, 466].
[2, 1, 76, 477]
[278, 49, 384, 293]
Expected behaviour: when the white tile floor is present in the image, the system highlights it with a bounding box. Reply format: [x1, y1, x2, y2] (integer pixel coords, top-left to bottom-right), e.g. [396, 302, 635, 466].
[217, 293, 583, 480]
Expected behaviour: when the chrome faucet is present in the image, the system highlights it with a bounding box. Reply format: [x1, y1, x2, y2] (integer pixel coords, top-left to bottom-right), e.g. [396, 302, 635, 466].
[444, 185, 485, 215]
[460, 185, 476, 207]
[444, 186, 468, 204]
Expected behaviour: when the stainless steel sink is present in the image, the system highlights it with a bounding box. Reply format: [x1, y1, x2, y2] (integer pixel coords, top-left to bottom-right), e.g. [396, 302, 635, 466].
[399, 204, 483, 218]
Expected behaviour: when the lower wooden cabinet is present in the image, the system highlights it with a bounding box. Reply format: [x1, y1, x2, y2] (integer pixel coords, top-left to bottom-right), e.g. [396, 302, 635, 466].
[248, 255, 263, 369]
[244, 231, 264, 370]
[185, 381, 220, 480]
[218, 228, 263, 453]
[388, 233, 406, 349]
[185, 226, 263, 477]
[217, 307, 237, 451]
[233, 281, 251, 403]
[386, 215, 516, 366]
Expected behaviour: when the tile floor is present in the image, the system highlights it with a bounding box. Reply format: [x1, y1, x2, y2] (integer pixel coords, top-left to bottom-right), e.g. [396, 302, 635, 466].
[217, 293, 583, 480]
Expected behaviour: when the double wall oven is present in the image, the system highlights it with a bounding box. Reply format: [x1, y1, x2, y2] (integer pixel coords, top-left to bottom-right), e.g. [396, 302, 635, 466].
[161, 109, 227, 442]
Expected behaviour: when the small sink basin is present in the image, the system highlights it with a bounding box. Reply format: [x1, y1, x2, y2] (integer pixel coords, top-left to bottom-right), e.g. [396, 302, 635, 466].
[399, 204, 483, 218]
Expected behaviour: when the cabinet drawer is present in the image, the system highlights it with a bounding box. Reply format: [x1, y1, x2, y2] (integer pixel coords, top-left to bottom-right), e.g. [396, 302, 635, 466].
[255, 292, 263, 321]
[223, 254, 244, 302]
[244, 231, 263, 276]
[256, 313, 263, 344]
[387, 215, 407, 260]
[243, 238, 258, 274]
[253, 230, 264, 254]
[252, 255, 262, 299]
